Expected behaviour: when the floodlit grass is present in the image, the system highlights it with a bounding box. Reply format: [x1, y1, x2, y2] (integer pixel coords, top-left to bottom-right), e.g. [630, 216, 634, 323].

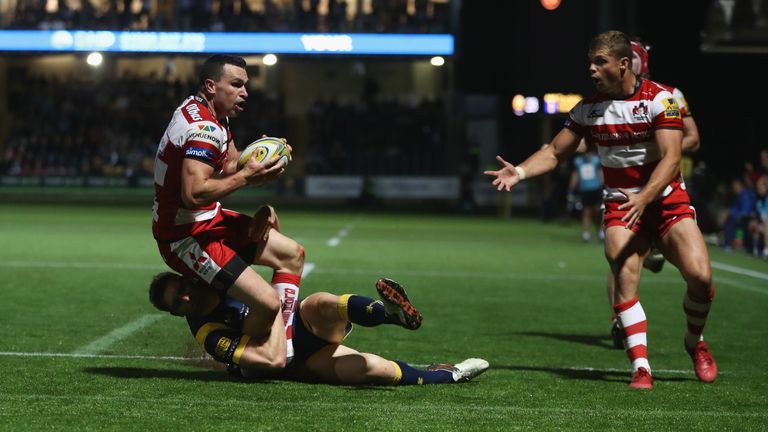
[1, 203, 766, 430]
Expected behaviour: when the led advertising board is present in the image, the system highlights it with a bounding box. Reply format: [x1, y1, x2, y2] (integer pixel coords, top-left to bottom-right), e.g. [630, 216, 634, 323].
[0, 30, 454, 55]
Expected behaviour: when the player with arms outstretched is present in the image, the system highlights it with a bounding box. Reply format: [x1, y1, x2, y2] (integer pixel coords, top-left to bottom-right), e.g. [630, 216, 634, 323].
[485, 31, 717, 389]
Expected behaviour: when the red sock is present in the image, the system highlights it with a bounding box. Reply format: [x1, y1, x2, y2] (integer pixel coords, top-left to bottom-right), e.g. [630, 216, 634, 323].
[683, 284, 713, 349]
[272, 272, 301, 359]
[613, 297, 650, 373]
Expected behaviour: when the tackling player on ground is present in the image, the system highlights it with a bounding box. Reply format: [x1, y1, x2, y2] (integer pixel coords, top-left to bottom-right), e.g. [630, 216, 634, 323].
[152, 54, 303, 353]
[485, 31, 717, 389]
[149, 273, 489, 385]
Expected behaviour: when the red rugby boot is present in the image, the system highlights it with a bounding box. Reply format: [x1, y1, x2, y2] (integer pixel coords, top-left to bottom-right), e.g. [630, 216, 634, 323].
[687, 341, 718, 383]
[628, 367, 653, 390]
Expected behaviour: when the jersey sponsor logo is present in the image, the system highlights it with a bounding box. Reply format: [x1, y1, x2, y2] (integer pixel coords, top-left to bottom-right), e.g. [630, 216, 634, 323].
[214, 336, 233, 359]
[631, 102, 649, 121]
[185, 146, 214, 160]
[188, 252, 209, 270]
[187, 251, 216, 277]
[197, 124, 217, 132]
[590, 130, 651, 142]
[188, 131, 222, 146]
[662, 97, 681, 119]
[185, 103, 203, 121]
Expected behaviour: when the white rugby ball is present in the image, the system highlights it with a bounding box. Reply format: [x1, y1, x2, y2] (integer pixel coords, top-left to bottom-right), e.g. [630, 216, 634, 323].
[237, 137, 290, 170]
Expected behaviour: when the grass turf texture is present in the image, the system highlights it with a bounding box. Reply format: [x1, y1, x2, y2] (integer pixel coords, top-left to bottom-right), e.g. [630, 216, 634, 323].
[0, 203, 766, 430]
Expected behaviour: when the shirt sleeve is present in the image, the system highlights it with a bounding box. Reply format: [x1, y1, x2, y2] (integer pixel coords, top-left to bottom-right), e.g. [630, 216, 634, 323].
[564, 101, 586, 138]
[672, 87, 691, 117]
[651, 91, 683, 130]
[182, 120, 226, 167]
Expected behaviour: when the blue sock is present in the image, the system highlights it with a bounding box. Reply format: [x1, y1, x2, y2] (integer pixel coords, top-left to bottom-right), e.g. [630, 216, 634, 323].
[392, 360, 454, 385]
[338, 294, 398, 327]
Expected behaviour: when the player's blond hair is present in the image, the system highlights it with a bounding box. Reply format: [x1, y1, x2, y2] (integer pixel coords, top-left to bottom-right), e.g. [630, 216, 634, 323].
[588, 30, 633, 62]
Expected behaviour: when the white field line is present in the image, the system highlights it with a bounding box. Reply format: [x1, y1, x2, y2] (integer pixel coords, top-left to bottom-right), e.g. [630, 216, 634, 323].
[0, 351, 701, 376]
[715, 275, 768, 296]
[326, 224, 353, 247]
[2, 260, 766, 294]
[75, 314, 165, 354]
[0, 351, 202, 362]
[0, 259, 757, 283]
[1, 260, 165, 270]
[73, 262, 316, 354]
[711, 261, 768, 281]
[301, 262, 316, 279]
[0, 260, 626, 281]
[1, 260, 317, 275]
[7, 257, 768, 281]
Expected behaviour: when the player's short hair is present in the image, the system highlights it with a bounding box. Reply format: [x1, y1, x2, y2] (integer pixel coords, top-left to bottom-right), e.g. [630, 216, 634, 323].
[148, 272, 181, 313]
[198, 54, 247, 90]
[588, 30, 633, 63]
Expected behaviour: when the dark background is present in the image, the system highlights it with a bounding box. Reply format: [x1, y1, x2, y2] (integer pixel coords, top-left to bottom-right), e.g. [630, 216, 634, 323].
[457, 0, 767, 179]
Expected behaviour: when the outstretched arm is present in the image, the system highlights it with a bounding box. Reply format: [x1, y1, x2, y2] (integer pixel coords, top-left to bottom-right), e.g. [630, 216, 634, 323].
[483, 127, 582, 191]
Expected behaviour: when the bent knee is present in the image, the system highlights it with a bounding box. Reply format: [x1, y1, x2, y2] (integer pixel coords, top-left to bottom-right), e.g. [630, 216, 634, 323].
[294, 243, 306, 268]
[682, 265, 712, 290]
[281, 241, 305, 274]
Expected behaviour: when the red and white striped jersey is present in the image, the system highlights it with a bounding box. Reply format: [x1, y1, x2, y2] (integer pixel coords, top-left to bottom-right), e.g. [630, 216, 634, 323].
[565, 79, 684, 201]
[658, 83, 692, 118]
[152, 96, 233, 241]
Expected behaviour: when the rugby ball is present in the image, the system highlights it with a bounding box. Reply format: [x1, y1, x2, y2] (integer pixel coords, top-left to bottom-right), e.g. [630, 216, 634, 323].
[237, 137, 290, 170]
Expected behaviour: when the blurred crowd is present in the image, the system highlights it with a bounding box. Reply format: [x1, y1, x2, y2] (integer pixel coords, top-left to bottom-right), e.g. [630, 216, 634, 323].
[4, 0, 452, 34]
[0, 71, 446, 180]
[718, 150, 768, 258]
[304, 96, 447, 175]
[0, 70, 285, 180]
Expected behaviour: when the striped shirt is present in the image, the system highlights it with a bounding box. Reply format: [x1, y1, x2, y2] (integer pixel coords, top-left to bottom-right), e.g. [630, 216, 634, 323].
[565, 78, 684, 201]
[152, 96, 233, 241]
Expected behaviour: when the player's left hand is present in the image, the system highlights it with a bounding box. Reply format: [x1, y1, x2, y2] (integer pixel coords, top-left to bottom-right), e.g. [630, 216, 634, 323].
[617, 188, 650, 229]
[484, 156, 520, 191]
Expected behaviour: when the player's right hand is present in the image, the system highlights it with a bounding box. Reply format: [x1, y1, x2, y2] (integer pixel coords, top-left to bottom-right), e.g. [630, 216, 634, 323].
[484, 155, 521, 191]
[241, 154, 286, 186]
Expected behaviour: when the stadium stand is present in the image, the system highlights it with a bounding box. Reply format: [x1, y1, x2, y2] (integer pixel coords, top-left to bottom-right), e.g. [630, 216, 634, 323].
[2, 0, 452, 34]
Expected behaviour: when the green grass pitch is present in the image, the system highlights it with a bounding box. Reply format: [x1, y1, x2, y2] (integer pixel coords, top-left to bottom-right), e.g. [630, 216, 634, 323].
[0, 203, 766, 430]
